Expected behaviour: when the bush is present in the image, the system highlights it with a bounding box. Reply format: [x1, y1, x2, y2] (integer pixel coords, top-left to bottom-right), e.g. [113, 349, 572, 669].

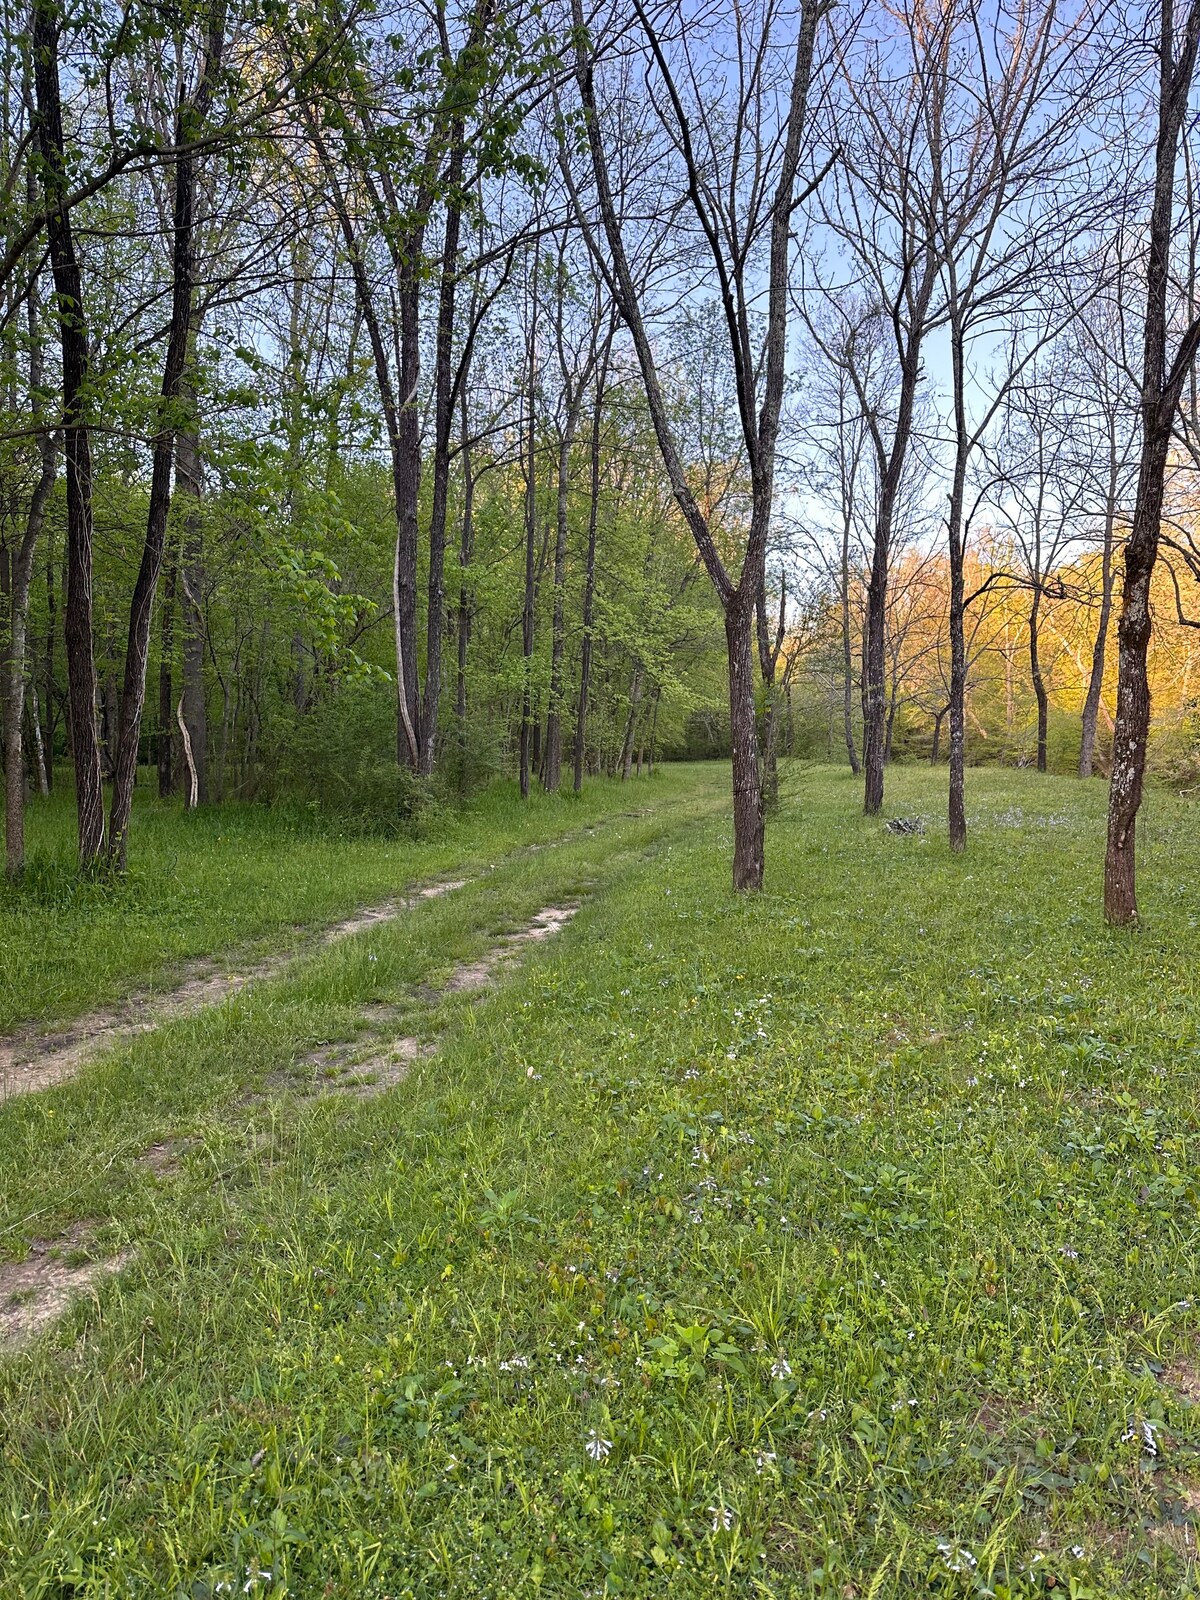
[262, 685, 441, 834]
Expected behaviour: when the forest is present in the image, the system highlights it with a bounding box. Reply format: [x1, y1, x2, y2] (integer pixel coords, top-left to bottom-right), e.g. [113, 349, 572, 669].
[3, 0, 1200, 1594]
[1, 0, 1199, 911]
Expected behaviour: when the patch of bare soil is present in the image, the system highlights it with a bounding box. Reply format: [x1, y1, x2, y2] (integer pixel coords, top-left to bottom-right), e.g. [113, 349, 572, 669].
[139, 1137, 192, 1176]
[304, 1034, 431, 1098]
[0, 877, 469, 1104]
[444, 904, 579, 994]
[1165, 1355, 1200, 1406]
[0, 1224, 132, 1348]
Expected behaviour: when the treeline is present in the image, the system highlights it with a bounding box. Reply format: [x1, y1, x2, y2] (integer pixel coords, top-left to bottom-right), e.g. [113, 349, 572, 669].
[3, 0, 1200, 921]
[786, 549, 1200, 782]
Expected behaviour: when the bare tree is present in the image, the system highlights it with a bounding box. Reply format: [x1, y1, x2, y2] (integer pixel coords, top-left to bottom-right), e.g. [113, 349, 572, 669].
[1105, 0, 1200, 925]
[566, 0, 831, 888]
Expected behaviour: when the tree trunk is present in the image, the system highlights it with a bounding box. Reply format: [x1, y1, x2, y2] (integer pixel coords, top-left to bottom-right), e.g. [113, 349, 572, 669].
[931, 707, 945, 764]
[573, 356, 606, 793]
[727, 602, 765, 891]
[456, 412, 475, 776]
[176, 416, 208, 807]
[545, 392, 585, 792]
[840, 512, 860, 776]
[862, 561, 887, 814]
[419, 147, 465, 778]
[946, 319, 970, 853]
[32, 0, 105, 864]
[108, 36, 217, 866]
[519, 269, 538, 800]
[42, 552, 56, 790]
[1080, 441, 1118, 778]
[1104, 0, 1200, 924]
[3, 435, 56, 880]
[158, 536, 177, 797]
[1029, 586, 1048, 772]
[620, 663, 643, 781]
[29, 684, 49, 797]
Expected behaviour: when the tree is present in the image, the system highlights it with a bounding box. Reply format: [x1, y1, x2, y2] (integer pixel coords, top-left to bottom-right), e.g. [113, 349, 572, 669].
[566, 0, 831, 888]
[1105, 0, 1200, 925]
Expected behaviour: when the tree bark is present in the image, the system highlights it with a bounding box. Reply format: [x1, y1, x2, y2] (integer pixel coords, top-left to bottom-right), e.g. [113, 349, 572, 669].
[32, 0, 105, 863]
[727, 601, 765, 891]
[1029, 585, 1048, 773]
[3, 437, 56, 880]
[1105, 0, 1200, 924]
[519, 258, 539, 800]
[3, 243, 57, 879]
[544, 381, 587, 792]
[108, 13, 221, 866]
[176, 414, 208, 807]
[419, 137, 466, 777]
[573, 347, 608, 793]
[455, 410, 475, 775]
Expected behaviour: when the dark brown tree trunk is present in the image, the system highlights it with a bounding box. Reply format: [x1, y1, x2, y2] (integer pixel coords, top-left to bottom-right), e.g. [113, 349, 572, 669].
[727, 601, 765, 891]
[1029, 586, 1048, 773]
[931, 707, 946, 764]
[420, 142, 466, 778]
[396, 250, 423, 770]
[1106, 0, 1200, 924]
[945, 314, 971, 851]
[862, 559, 887, 813]
[32, 0, 105, 863]
[108, 17, 220, 865]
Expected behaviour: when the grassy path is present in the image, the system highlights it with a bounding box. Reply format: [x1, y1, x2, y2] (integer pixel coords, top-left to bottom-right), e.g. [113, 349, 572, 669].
[0, 767, 719, 1036]
[2, 764, 1200, 1597]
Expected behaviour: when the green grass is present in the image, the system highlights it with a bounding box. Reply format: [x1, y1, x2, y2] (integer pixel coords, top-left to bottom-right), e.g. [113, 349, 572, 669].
[0, 768, 714, 1034]
[2, 763, 1200, 1597]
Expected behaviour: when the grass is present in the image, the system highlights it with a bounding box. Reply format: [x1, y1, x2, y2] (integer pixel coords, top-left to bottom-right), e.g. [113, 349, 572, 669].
[2, 762, 1200, 1597]
[0, 767, 712, 1034]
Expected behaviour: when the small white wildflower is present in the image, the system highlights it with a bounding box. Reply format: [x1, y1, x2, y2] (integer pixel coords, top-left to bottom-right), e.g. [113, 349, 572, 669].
[753, 1449, 776, 1473]
[1060, 1246, 1079, 1260]
[585, 1429, 612, 1461]
[709, 1505, 735, 1532]
[770, 1357, 792, 1380]
[1070, 1544, 1085, 1559]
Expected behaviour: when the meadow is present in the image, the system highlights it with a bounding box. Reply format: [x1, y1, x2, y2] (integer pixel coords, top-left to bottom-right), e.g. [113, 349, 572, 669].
[1, 762, 1199, 1598]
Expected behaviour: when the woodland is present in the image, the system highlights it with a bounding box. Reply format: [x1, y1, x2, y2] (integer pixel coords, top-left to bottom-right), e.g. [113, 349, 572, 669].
[3, 0, 1200, 1595]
